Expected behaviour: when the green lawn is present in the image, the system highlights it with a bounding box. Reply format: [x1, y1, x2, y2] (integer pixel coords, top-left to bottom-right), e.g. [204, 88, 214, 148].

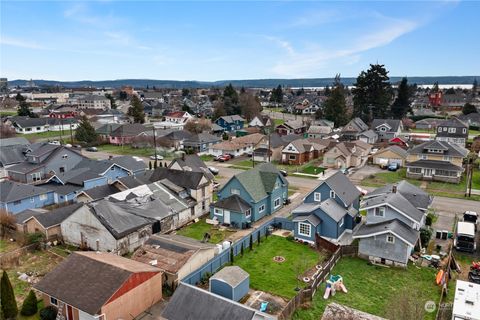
[361, 168, 421, 186]
[301, 165, 325, 175]
[293, 257, 442, 320]
[274, 118, 285, 126]
[0, 110, 17, 116]
[473, 169, 480, 189]
[96, 144, 158, 158]
[200, 154, 215, 162]
[20, 130, 76, 140]
[234, 236, 324, 299]
[0, 239, 20, 253]
[176, 218, 235, 244]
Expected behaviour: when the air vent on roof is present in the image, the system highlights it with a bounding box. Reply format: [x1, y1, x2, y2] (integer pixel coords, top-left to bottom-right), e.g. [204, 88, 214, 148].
[149, 260, 158, 266]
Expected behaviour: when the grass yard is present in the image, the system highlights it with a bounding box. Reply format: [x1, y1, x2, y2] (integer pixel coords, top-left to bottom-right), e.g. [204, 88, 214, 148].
[0, 239, 20, 253]
[5, 249, 65, 304]
[20, 130, 76, 140]
[176, 218, 235, 244]
[274, 118, 286, 126]
[293, 257, 442, 320]
[0, 110, 17, 116]
[301, 165, 325, 175]
[97, 144, 158, 158]
[233, 236, 324, 299]
[200, 154, 215, 162]
[232, 159, 254, 168]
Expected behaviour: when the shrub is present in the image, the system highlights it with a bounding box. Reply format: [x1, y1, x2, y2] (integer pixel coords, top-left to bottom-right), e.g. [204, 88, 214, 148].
[26, 232, 45, 244]
[1, 271, 18, 319]
[20, 290, 38, 316]
[425, 214, 433, 226]
[39, 306, 58, 320]
[286, 235, 294, 242]
[420, 227, 433, 247]
[200, 272, 212, 285]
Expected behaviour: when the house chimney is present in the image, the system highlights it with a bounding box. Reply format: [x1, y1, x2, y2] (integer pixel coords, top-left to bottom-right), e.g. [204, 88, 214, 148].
[109, 155, 113, 160]
[392, 184, 397, 193]
[182, 152, 185, 161]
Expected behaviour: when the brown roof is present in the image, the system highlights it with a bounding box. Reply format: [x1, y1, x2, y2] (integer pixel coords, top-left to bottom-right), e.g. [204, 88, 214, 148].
[34, 252, 160, 315]
[211, 133, 265, 151]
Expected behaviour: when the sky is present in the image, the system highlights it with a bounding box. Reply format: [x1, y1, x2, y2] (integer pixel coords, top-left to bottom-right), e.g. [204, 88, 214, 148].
[1, 1, 479, 81]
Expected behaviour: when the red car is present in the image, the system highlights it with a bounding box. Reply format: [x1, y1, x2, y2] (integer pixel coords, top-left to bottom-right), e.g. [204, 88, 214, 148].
[218, 154, 231, 162]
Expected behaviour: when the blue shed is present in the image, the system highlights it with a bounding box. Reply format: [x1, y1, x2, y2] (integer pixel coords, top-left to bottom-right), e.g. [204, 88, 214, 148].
[209, 266, 249, 302]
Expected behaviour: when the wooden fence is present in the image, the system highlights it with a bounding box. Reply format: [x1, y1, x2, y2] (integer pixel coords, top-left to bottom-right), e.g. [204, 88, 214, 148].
[0, 242, 40, 269]
[278, 245, 358, 319]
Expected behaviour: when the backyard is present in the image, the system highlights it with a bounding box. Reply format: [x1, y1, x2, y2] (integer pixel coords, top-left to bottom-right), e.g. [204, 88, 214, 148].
[96, 144, 166, 158]
[20, 130, 76, 141]
[233, 236, 325, 299]
[176, 218, 236, 244]
[293, 257, 442, 320]
[361, 168, 480, 200]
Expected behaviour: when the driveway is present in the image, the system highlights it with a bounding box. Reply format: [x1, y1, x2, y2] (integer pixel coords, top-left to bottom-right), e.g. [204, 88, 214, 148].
[349, 165, 382, 183]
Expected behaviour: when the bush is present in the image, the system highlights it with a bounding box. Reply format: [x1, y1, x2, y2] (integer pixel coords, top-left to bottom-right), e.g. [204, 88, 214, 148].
[425, 214, 433, 226]
[39, 306, 58, 320]
[420, 227, 433, 247]
[20, 290, 38, 316]
[286, 235, 294, 241]
[26, 232, 45, 244]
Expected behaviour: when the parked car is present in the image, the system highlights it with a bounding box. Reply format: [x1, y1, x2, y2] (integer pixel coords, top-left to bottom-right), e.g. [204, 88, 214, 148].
[86, 147, 98, 152]
[218, 154, 231, 162]
[454, 221, 476, 253]
[150, 155, 164, 160]
[340, 168, 349, 175]
[227, 153, 235, 159]
[387, 163, 399, 171]
[48, 140, 61, 145]
[213, 155, 222, 161]
[464, 211, 478, 231]
[208, 166, 219, 175]
[279, 170, 288, 177]
[73, 144, 82, 149]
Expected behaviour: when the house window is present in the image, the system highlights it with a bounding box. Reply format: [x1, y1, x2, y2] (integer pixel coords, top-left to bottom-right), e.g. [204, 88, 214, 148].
[214, 208, 223, 216]
[463, 128, 467, 134]
[59, 167, 65, 173]
[386, 235, 395, 244]
[330, 190, 336, 198]
[202, 201, 206, 210]
[448, 128, 456, 133]
[245, 209, 251, 219]
[419, 154, 428, 160]
[289, 154, 296, 160]
[258, 204, 265, 213]
[231, 188, 240, 195]
[30, 197, 35, 203]
[298, 222, 311, 237]
[374, 207, 385, 217]
[50, 297, 58, 306]
[13, 200, 21, 205]
[62, 154, 68, 159]
[39, 194, 48, 201]
[274, 198, 281, 208]
[443, 156, 452, 161]
[31, 172, 41, 182]
[339, 217, 344, 227]
[314, 192, 321, 202]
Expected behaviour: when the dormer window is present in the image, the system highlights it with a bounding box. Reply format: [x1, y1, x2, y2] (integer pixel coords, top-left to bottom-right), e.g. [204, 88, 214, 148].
[330, 190, 336, 198]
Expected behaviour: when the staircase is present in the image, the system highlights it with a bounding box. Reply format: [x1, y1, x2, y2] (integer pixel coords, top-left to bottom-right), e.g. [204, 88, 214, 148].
[56, 301, 66, 320]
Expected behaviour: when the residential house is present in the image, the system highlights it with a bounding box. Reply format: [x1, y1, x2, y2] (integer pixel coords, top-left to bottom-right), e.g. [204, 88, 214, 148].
[162, 283, 273, 320]
[353, 181, 431, 267]
[208, 133, 265, 157]
[0, 180, 55, 214]
[215, 115, 245, 132]
[183, 132, 221, 154]
[109, 123, 148, 145]
[371, 119, 403, 141]
[435, 117, 469, 147]
[281, 138, 326, 165]
[322, 141, 372, 169]
[291, 171, 361, 244]
[389, 137, 409, 149]
[210, 163, 288, 228]
[275, 120, 307, 136]
[406, 140, 468, 183]
[248, 115, 272, 129]
[16, 203, 82, 239]
[92, 109, 129, 126]
[414, 118, 442, 130]
[75, 184, 123, 203]
[267, 133, 303, 162]
[132, 234, 216, 286]
[0, 137, 30, 178]
[34, 252, 162, 320]
[358, 130, 378, 144]
[7, 143, 86, 184]
[161, 130, 192, 150]
[168, 154, 214, 180]
[95, 123, 122, 140]
[458, 112, 480, 128]
[77, 94, 111, 109]
[372, 145, 408, 167]
[341, 117, 370, 141]
[164, 111, 193, 123]
[10, 116, 79, 134]
[306, 125, 332, 139]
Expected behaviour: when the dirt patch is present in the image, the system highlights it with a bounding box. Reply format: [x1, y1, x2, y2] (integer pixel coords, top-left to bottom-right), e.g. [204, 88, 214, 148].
[273, 256, 286, 263]
[244, 290, 288, 315]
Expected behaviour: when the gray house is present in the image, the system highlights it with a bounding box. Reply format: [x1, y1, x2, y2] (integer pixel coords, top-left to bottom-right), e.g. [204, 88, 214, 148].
[353, 181, 432, 267]
[435, 117, 469, 147]
[341, 117, 369, 141]
[371, 119, 403, 141]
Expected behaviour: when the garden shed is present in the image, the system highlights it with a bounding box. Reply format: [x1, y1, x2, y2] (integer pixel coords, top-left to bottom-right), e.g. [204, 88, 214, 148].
[209, 266, 249, 301]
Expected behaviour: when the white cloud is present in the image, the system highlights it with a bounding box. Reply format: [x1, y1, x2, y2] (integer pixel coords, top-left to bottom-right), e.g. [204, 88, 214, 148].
[0, 36, 46, 50]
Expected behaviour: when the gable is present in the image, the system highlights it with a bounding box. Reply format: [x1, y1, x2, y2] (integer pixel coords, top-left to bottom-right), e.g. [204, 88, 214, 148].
[283, 143, 299, 153]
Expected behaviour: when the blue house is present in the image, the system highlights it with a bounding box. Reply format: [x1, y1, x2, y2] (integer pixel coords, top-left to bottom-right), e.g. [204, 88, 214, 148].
[214, 115, 245, 133]
[210, 163, 288, 228]
[0, 180, 55, 214]
[292, 171, 361, 244]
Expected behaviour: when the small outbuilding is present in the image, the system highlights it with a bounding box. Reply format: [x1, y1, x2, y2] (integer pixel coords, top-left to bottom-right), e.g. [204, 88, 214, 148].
[209, 266, 249, 302]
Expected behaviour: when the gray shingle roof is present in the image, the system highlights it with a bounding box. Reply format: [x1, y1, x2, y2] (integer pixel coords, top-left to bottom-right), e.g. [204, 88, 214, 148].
[292, 203, 320, 214]
[362, 192, 424, 224]
[292, 214, 321, 226]
[364, 180, 432, 210]
[219, 115, 245, 123]
[31, 203, 83, 228]
[371, 119, 402, 132]
[212, 194, 251, 213]
[407, 159, 463, 172]
[168, 154, 214, 180]
[306, 171, 360, 207]
[210, 266, 249, 287]
[80, 184, 122, 201]
[318, 198, 348, 222]
[375, 145, 408, 158]
[149, 167, 207, 189]
[0, 137, 30, 147]
[0, 181, 51, 203]
[162, 283, 270, 320]
[342, 117, 369, 133]
[408, 140, 469, 158]
[353, 219, 419, 246]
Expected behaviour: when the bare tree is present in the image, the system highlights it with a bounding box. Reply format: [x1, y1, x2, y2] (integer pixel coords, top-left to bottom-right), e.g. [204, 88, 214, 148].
[239, 92, 262, 121]
[0, 125, 16, 139]
[184, 118, 212, 134]
[0, 209, 16, 238]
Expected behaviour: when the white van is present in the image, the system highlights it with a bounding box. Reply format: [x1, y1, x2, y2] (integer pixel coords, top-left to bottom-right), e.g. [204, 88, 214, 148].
[454, 221, 476, 253]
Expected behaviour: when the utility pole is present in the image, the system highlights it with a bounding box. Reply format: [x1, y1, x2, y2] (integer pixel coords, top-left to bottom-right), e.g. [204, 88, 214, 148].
[59, 118, 63, 144]
[153, 126, 158, 167]
[69, 121, 73, 144]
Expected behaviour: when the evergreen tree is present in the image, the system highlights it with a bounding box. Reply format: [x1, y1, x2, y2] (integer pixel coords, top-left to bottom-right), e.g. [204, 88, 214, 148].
[75, 116, 98, 144]
[39, 306, 57, 320]
[17, 100, 34, 117]
[223, 84, 239, 105]
[20, 290, 38, 316]
[463, 103, 477, 115]
[352, 63, 393, 123]
[270, 85, 283, 103]
[324, 85, 331, 96]
[182, 88, 190, 97]
[1, 271, 18, 319]
[391, 77, 412, 119]
[127, 96, 145, 123]
[432, 82, 439, 93]
[322, 75, 349, 126]
[105, 94, 117, 109]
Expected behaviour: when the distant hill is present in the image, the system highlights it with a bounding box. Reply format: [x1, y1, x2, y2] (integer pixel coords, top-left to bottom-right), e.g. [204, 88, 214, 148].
[7, 76, 479, 89]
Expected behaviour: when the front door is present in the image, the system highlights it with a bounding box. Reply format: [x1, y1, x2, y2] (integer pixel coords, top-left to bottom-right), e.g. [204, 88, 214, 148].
[424, 168, 432, 177]
[67, 305, 73, 320]
[224, 210, 231, 224]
